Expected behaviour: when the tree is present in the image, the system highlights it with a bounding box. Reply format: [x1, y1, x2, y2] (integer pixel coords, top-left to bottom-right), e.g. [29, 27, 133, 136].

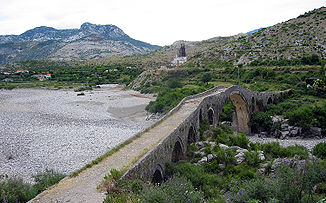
[201, 73, 212, 85]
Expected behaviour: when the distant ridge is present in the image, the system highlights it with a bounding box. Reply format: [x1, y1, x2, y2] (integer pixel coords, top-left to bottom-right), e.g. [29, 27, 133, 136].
[0, 23, 160, 64]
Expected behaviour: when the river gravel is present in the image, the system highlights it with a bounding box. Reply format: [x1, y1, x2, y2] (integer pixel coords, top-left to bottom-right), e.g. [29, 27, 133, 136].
[248, 135, 326, 151]
[0, 85, 155, 183]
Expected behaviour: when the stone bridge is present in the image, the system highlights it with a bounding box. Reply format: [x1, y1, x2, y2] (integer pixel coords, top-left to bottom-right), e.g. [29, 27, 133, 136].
[30, 85, 286, 202]
[121, 85, 285, 183]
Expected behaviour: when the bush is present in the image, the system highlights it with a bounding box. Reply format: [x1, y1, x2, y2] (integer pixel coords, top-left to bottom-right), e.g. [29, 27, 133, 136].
[165, 161, 223, 198]
[32, 169, 66, 193]
[233, 133, 250, 149]
[142, 175, 204, 203]
[230, 161, 326, 203]
[248, 112, 273, 133]
[0, 176, 37, 203]
[284, 145, 309, 159]
[244, 151, 261, 167]
[286, 106, 314, 133]
[219, 99, 235, 122]
[0, 170, 65, 203]
[313, 142, 326, 159]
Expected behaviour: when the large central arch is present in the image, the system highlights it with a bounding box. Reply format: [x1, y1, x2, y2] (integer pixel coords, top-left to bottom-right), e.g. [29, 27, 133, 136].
[229, 92, 250, 133]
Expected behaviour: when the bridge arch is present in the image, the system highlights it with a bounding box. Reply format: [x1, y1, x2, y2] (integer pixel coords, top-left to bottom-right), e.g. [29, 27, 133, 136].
[207, 107, 214, 125]
[229, 91, 250, 133]
[199, 109, 203, 123]
[267, 97, 273, 104]
[187, 126, 196, 144]
[151, 165, 164, 184]
[172, 139, 184, 162]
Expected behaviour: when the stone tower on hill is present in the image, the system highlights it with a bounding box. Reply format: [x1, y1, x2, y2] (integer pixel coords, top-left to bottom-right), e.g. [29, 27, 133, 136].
[171, 43, 187, 66]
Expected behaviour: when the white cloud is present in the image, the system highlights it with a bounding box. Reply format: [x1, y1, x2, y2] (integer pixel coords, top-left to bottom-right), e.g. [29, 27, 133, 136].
[0, 0, 324, 45]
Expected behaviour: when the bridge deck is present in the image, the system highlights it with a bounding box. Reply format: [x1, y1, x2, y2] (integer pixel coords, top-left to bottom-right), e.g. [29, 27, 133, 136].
[30, 88, 226, 203]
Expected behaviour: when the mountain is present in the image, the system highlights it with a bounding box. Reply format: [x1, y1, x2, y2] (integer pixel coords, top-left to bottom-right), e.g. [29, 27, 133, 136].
[0, 23, 160, 64]
[184, 7, 326, 66]
[126, 7, 325, 69]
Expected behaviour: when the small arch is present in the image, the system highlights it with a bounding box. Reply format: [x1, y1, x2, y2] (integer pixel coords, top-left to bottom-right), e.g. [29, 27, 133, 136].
[188, 126, 196, 144]
[172, 141, 183, 162]
[199, 109, 203, 123]
[208, 108, 214, 125]
[267, 97, 273, 104]
[152, 169, 163, 184]
[251, 97, 255, 112]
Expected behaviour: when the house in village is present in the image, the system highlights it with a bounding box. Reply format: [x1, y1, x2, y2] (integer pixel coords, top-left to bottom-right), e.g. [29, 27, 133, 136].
[31, 74, 52, 81]
[15, 69, 29, 73]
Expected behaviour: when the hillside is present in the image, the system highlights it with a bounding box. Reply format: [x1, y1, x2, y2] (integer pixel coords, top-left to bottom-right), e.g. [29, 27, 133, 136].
[185, 7, 326, 67]
[0, 23, 160, 64]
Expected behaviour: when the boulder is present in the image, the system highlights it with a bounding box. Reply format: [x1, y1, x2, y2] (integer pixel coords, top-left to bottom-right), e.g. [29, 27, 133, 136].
[235, 154, 245, 165]
[236, 148, 249, 154]
[311, 127, 322, 137]
[207, 154, 214, 162]
[221, 121, 232, 126]
[197, 157, 208, 165]
[196, 142, 205, 148]
[280, 131, 290, 139]
[219, 143, 229, 150]
[209, 142, 216, 148]
[257, 150, 265, 161]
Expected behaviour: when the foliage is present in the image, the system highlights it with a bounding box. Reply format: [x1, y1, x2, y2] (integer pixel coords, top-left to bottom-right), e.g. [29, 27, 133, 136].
[142, 175, 204, 203]
[313, 142, 326, 159]
[244, 151, 261, 167]
[230, 161, 326, 203]
[165, 161, 223, 198]
[32, 169, 66, 193]
[249, 54, 321, 67]
[214, 126, 249, 149]
[219, 99, 234, 122]
[201, 72, 212, 84]
[0, 170, 65, 203]
[146, 87, 206, 113]
[248, 111, 273, 133]
[258, 142, 309, 159]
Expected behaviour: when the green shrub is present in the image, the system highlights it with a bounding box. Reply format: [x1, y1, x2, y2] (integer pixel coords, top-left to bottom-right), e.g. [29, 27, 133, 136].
[248, 111, 273, 133]
[286, 106, 314, 133]
[131, 179, 143, 194]
[104, 192, 134, 203]
[0, 176, 37, 203]
[215, 148, 237, 166]
[32, 169, 66, 193]
[142, 175, 204, 203]
[233, 133, 250, 149]
[165, 161, 223, 198]
[0, 170, 65, 203]
[219, 99, 234, 122]
[284, 145, 309, 159]
[230, 177, 277, 203]
[244, 151, 261, 167]
[231, 161, 326, 203]
[186, 143, 199, 159]
[313, 142, 326, 159]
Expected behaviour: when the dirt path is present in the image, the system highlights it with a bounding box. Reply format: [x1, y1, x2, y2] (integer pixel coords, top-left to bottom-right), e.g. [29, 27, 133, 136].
[30, 89, 225, 203]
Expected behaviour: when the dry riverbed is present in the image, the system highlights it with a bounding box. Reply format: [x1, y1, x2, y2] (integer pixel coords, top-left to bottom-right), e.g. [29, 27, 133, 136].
[0, 84, 156, 183]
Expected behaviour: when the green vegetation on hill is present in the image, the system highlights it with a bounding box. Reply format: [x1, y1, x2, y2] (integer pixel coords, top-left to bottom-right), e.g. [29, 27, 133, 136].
[0, 60, 144, 89]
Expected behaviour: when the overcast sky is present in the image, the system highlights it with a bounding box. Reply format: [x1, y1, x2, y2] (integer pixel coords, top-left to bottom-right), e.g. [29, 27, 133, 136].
[0, 0, 324, 46]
